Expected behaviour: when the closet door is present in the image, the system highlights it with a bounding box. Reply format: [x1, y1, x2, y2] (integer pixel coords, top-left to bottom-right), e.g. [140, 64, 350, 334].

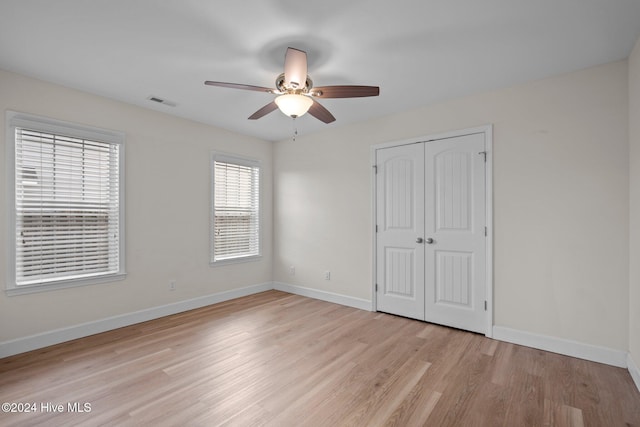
[375, 143, 425, 320]
[375, 132, 487, 334]
[424, 133, 486, 334]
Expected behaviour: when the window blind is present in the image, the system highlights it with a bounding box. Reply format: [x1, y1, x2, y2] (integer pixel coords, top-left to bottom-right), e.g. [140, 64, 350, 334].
[212, 158, 260, 262]
[14, 128, 121, 285]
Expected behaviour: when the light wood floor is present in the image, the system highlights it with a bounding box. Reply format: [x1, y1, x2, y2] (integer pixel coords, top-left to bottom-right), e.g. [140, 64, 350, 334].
[1, 291, 639, 426]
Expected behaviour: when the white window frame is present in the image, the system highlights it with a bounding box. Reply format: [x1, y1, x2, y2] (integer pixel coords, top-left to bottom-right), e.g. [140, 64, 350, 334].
[5, 111, 126, 296]
[210, 152, 262, 266]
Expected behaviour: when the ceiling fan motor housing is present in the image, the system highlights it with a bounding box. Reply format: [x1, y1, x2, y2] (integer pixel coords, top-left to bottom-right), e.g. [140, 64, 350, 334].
[276, 73, 314, 94]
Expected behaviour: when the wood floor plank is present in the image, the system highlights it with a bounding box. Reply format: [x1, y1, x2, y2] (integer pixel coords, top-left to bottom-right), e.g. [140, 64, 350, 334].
[466, 379, 510, 427]
[1, 290, 639, 426]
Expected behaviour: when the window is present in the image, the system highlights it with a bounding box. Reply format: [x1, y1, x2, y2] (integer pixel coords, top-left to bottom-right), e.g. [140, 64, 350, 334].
[6, 112, 125, 295]
[210, 153, 260, 264]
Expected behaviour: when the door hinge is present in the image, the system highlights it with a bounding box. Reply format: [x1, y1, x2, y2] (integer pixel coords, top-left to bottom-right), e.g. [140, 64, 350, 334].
[484, 300, 487, 311]
[484, 226, 487, 236]
[479, 151, 487, 162]
[376, 225, 378, 232]
[373, 165, 378, 174]
[375, 283, 378, 292]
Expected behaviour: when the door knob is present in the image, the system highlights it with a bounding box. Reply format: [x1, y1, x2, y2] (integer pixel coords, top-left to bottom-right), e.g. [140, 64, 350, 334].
[416, 237, 423, 243]
[425, 238, 434, 244]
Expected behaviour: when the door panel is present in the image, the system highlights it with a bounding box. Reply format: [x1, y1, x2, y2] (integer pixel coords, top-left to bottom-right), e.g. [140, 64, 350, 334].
[435, 150, 472, 231]
[385, 158, 415, 229]
[376, 143, 425, 320]
[435, 250, 472, 306]
[385, 248, 416, 297]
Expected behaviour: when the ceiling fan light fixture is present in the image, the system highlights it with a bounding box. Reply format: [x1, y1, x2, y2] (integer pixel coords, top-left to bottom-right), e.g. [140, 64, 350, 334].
[275, 93, 313, 118]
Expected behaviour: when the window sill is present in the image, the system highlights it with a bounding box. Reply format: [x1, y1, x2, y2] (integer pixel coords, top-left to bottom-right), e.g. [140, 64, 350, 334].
[6, 272, 127, 296]
[209, 255, 262, 267]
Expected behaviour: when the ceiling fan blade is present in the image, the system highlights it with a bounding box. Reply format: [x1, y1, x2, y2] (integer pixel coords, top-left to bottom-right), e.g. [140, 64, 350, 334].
[205, 81, 274, 93]
[311, 85, 380, 98]
[284, 47, 307, 90]
[307, 100, 336, 124]
[248, 101, 278, 120]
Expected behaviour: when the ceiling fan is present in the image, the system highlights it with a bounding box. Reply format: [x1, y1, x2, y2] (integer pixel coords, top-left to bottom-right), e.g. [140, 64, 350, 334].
[204, 47, 380, 124]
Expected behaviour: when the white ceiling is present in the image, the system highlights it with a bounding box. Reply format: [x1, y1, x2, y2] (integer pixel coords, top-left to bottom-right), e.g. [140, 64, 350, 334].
[1, 1, 640, 142]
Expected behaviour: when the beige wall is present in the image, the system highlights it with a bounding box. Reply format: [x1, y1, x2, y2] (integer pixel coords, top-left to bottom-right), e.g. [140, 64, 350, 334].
[0, 69, 273, 342]
[274, 60, 630, 351]
[629, 38, 640, 363]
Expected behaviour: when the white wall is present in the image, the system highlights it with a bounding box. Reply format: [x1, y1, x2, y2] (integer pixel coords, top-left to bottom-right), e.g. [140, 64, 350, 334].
[274, 60, 629, 351]
[0, 69, 273, 343]
[629, 38, 640, 368]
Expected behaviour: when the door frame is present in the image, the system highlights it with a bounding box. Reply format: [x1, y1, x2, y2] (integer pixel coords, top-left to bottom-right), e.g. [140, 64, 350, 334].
[371, 125, 494, 338]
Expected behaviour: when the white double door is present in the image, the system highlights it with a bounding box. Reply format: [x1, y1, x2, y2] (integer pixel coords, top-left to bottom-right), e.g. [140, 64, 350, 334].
[375, 132, 487, 334]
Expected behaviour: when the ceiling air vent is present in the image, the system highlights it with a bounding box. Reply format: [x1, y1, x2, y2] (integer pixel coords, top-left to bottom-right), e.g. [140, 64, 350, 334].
[147, 96, 176, 107]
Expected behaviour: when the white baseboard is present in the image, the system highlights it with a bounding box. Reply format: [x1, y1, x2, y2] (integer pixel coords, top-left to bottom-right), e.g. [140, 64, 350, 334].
[273, 282, 373, 311]
[0, 282, 273, 359]
[492, 326, 628, 368]
[628, 353, 640, 393]
[0, 282, 371, 359]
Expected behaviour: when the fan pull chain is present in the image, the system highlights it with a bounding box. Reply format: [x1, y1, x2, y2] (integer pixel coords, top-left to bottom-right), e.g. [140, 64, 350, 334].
[292, 118, 298, 141]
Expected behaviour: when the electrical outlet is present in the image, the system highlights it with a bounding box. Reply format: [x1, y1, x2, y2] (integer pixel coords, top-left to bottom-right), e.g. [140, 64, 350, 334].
[289, 266, 295, 276]
[324, 271, 331, 281]
[169, 280, 176, 291]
